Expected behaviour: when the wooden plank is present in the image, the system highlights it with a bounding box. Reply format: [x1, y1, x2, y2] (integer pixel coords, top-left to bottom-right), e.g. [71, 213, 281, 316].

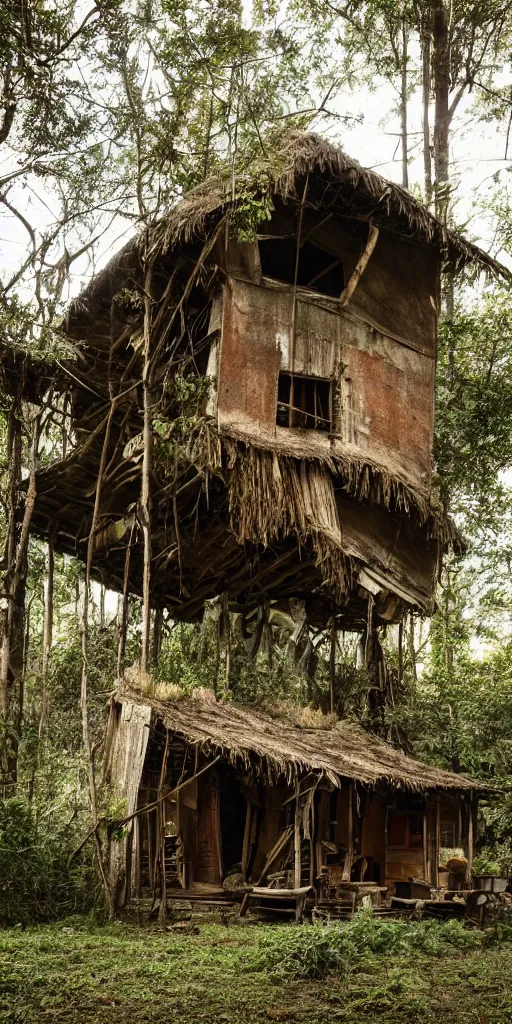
[105, 700, 152, 908]
[256, 825, 293, 884]
[241, 802, 253, 881]
[195, 771, 222, 885]
[248, 886, 312, 898]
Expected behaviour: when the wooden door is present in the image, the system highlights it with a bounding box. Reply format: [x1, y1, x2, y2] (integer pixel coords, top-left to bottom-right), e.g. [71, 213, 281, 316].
[195, 771, 222, 884]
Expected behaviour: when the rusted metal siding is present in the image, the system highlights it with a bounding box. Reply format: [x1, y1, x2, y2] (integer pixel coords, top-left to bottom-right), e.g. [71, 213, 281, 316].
[340, 317, 434, 484]
[350, 230, 439, 357]
[217, 278, 282, 431]
[217, 277, 435, 491]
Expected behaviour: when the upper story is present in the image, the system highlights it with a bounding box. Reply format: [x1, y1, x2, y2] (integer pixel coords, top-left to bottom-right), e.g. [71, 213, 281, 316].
[64, 131, 506, 502]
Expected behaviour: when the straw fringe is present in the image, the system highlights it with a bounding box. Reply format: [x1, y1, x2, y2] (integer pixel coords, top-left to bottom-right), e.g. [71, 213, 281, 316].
[117, 688, 486, 793]
[66, 131, 510, 332]
[188, 420, 461, 556]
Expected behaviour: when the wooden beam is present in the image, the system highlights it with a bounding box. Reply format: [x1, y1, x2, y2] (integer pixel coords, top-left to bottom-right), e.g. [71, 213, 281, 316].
[339, 223, 379, 306]
[241, 802, 253, 882]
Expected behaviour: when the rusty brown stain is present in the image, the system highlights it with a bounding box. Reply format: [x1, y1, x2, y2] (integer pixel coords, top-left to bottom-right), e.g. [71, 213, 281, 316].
[343, 343, 434, 482]
[217, 279, 281, 432]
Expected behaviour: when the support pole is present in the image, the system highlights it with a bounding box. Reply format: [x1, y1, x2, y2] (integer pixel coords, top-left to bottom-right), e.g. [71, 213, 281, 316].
[423, 812, 428, 880]
[433, 795, 441, 887]
[294, 780, 302, 888]
[342, 782, 354, 881]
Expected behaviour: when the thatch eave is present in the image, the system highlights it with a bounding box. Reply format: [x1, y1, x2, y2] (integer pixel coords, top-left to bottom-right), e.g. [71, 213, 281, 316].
[65, 131, 511, 340]
[118, 688, 487, 795]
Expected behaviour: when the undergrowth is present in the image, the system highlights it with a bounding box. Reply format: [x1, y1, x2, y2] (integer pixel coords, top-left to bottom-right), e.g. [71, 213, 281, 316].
[251, 913, 484, 980]
[2, 917, 512, 1024]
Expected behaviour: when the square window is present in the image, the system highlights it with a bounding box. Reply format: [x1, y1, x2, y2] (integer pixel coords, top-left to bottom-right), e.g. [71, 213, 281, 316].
[276, 372, 332, 431]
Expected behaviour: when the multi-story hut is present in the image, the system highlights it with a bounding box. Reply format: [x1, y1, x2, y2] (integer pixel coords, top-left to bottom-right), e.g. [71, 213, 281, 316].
[25, 132, 509, 632]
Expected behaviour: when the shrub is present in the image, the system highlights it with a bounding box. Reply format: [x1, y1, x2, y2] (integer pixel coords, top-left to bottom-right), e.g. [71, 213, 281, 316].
[251, 913, 484, 980]
[253, 924, 357, 979]
[0, 797, 96, 925]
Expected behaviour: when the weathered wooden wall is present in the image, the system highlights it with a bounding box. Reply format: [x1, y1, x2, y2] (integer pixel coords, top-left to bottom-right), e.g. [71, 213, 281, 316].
[104, 700, 152, 907]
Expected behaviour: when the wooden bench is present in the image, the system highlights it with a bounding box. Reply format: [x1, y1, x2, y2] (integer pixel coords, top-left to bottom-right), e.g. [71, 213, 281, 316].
[239, 885, 314, 923]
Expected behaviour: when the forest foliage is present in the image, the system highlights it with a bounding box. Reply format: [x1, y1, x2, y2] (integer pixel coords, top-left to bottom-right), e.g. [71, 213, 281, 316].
[1, 0, 512, 920]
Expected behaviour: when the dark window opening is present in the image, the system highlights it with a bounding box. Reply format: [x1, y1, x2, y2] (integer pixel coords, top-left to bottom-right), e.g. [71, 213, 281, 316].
[259, 238, 344, 298]
[277, 371, 332, 431]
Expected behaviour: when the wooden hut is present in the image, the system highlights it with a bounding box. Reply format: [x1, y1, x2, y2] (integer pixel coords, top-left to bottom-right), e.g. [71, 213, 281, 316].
[106, 689, 484, 916]
[23, 132, 510, 632]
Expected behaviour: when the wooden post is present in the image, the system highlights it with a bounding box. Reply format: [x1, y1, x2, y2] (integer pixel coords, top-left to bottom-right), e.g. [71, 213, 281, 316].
[467, 792, 475, 887]
[309, 793, 315, 887]
[147, 811, 154, 890]
[133, 815, 141, 901]
[241, 802, 253, 882]
[423, 812, 428, 880]
[342, 782, 354, 881]
[158, 730, 170, 923]
[329, 618, 336, 714]
[294, 780, 302, 888]
[433, 796, 441, 887]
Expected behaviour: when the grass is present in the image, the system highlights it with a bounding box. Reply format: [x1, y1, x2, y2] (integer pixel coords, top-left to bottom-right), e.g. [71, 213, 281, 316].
[1, 915, 512, 1024]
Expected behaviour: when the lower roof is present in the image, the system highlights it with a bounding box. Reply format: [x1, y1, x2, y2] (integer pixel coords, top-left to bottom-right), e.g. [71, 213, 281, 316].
[120, 689, 485, 794]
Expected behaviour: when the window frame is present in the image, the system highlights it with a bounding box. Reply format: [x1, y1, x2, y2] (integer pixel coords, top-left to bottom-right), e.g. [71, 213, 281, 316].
[276, 370, 333, 432]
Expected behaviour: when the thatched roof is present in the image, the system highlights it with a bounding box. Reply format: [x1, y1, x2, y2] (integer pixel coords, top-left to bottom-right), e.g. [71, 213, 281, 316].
[120, 688, 485, 793]
[66, 131, 511, 337]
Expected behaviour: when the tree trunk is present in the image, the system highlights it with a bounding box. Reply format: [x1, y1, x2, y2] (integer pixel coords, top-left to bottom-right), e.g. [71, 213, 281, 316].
[140, 258, 155, 675]
[401, 17, 409, 189]
[38, 534, 55, 739]
[420, 15, 433, 204]
[0, 404, 40, 791]
[432, 0, 451, 221]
